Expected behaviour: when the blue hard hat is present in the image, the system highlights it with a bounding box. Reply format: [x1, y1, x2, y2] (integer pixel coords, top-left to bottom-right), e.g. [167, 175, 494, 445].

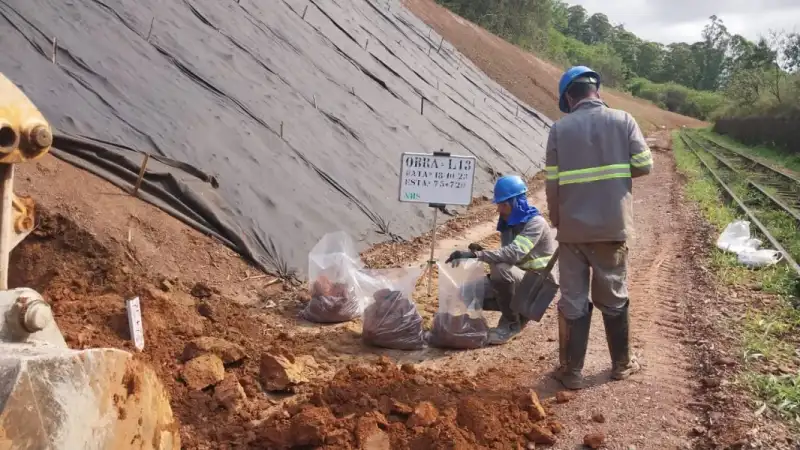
[558, 66, 601, 113]
[493, 175, 527, 204]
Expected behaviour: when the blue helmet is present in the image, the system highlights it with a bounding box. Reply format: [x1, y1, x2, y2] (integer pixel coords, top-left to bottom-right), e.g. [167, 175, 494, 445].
[493, 175, 527, 204]
[558, 66, 601, 113]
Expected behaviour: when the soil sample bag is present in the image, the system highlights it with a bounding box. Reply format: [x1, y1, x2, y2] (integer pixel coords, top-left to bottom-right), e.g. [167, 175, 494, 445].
[359, 268, 425, 350]
[301, 231, 364, 323]
[428, 260, 488, 349]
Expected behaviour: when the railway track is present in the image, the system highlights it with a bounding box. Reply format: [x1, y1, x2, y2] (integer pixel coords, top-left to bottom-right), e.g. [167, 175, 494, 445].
[687, 131, 800, 221]
[679, 131, 800, 277]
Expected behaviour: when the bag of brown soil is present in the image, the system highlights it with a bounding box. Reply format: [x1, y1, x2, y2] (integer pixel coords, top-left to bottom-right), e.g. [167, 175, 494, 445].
[301, 232, 364, 323]
[427, 260, 488, 349]
[358, 267, 425, 350]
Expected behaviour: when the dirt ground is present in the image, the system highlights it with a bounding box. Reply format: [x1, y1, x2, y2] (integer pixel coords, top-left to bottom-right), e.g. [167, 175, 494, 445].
[9, 127, 792, 449]
[5, 2, 787, 447]
[402, 0, 707, 133]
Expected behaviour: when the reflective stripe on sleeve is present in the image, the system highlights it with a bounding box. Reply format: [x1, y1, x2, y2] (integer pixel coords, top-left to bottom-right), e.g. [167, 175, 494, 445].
[545, 166, 559, 180]
[513, 235, 535, 253]
[558, 163, 631, 186]
[631, 150, 653, 168]
[519, 255, 551, 270]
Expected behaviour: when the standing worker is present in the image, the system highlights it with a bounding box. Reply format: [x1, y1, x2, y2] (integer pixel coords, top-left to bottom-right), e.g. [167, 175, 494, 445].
[546, 66, 653, 389]
[446, 175, 557, 344]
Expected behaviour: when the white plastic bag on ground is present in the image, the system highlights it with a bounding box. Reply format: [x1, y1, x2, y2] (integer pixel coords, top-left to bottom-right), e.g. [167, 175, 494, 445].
[428, 260, 488, 349]
[716, 221, 762, 254]
[358, 267, 425, 350]
[716, 220, 782, 269]
[738, 249, 784, 268]
[302, 231, 364, 323]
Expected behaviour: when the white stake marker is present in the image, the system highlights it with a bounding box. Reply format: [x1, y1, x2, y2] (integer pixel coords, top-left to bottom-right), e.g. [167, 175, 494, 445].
[126, 297, 145, 351]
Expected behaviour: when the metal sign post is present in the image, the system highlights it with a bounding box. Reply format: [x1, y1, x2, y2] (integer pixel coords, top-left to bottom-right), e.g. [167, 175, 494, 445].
[398, 150, 477, 295]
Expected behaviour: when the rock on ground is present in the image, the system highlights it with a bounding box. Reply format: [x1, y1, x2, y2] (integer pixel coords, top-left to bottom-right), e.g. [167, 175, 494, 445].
[259, 352, 309, 392]
[584, 432, 606, 449]
[555, 391, 574, 404]
[406, 401, 439, 428]
[356, 416, 391, 450]
[182, 336, 247, 364]
[527, 424, 556, 445]
[214, 375, 247, 412]
[525, 390, 547, 421]
[290, 407, 335, 446]
[182, 354, 225, 390]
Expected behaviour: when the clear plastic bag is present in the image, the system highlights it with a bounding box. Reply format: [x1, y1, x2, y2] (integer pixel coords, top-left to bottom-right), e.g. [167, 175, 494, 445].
[717, 221, 762, 254]
[428, 260, 488, 349]
[302, 231, 364, 323]
[738, 249, 783, 268]
[358, 267, 425, 350]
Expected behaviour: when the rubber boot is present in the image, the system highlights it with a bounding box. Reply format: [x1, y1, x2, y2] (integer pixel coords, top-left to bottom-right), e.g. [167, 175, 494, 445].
[602, 302, 640, 380]
[554, 305, 592, 390]
[487, 276, 523, 345]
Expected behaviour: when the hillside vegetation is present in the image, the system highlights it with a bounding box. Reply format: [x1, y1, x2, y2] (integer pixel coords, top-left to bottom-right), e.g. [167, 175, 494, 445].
[435, 0, 800, 121]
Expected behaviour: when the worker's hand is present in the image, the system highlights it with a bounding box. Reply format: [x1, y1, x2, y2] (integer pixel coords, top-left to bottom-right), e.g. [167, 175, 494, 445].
[445, 250, 476, 267]
[467, 242, 485, 253]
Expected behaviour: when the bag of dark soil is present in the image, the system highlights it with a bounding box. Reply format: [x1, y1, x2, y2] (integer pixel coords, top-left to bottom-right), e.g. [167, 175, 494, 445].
[358, 268, 425, 350]
[301, 232, 364, 323]
[428, 260, 488, 349]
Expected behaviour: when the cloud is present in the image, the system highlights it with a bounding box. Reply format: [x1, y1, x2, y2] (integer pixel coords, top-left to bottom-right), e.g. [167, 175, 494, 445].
[568, 0, 800, 44]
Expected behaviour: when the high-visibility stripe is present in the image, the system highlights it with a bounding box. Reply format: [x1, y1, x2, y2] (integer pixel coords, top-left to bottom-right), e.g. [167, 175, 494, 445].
[631, 151, 651, 162]
[520, 255, 551, 270]
[545, 166, 559, 180]
[558, 163, 631, 186]
[631, 151, 653, 168]
[513, 235, 534, 253]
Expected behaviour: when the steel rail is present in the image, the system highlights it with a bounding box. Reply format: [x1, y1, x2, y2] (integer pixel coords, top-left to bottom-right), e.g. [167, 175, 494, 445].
[679, 132, 800, 277]
[683, 133, 800, 223]
[689, 131, 800, 185]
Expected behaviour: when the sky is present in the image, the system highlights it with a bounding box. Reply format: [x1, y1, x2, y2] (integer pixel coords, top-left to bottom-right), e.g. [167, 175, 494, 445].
[567, 0, 800, 44]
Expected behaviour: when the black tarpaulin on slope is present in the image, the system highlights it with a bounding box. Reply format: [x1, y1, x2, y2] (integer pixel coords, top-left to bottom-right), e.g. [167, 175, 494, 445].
[0, 0, 552, 277]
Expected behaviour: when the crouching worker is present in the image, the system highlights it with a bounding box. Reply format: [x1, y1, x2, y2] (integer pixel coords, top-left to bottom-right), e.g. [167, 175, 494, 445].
[445, 175, 557, 344]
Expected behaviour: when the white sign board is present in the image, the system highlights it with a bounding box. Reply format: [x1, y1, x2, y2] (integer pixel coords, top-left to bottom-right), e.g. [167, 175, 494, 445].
[399, 152, 476, 206]
[126, 296, 145, 351]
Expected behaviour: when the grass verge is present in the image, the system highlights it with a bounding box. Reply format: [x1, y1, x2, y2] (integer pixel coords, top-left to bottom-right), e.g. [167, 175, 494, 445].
[673, 130, 800, 424]
[697, 129, 800, 175]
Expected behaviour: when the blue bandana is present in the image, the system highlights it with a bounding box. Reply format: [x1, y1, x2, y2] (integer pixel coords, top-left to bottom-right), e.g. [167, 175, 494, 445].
[497, 194, 540, 231]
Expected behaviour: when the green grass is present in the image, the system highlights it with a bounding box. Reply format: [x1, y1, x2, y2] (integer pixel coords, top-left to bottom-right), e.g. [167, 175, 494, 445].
[674, 130, 800, 422]
[697, 129, 800, 175]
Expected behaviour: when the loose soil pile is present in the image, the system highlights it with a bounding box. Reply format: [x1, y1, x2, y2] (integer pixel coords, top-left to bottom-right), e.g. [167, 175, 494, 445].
[256, 357, 565, 449]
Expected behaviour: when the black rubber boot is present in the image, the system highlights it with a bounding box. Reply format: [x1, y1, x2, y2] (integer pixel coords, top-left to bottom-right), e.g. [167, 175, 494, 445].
[554, 305, 592, 390]
[602, 302, 640, 380]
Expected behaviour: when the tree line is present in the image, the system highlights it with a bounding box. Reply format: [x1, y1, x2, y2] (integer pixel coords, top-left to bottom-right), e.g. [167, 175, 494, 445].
[436, 0, 800, 120]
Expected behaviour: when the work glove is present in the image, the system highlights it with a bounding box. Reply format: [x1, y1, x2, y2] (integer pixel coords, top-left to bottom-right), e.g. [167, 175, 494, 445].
[445, 250, 476, 267]
[468, 243, 485, 253]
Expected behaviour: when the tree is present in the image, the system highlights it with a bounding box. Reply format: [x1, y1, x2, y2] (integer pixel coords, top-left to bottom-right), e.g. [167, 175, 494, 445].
[636, 41, 665, 80]
[696, 15, 730, 91]
[782, 32, 800, 72]
[551, 0, 569, 34]
[609, 26, 640, 73]
[565, 5, 588, 41]
[585, 13, 612, 45]
[662, 43, 700, 88]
